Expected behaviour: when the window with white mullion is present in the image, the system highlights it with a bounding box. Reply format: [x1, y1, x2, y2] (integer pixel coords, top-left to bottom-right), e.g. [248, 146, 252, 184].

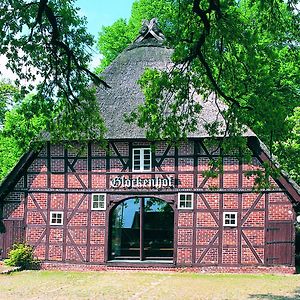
[143, 149, 151, 171]
[132, 148, 151, 171]
[140, 149, 145, 170]
[92, 194, 106, 210]
[50, 211, 64, 225]
[133, 149, 142, 171]
[223, 212, 237, 227]
[178, 193, 194, 209]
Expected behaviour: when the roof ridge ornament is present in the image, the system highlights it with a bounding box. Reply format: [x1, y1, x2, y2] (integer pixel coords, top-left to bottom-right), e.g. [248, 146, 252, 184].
[135, 18, 165, 43]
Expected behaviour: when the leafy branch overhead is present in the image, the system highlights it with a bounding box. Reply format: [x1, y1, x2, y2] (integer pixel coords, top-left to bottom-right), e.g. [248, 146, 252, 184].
[136, 0, 299, 143]
[0, 0, 109, 107]
[97, 0, 300, 185]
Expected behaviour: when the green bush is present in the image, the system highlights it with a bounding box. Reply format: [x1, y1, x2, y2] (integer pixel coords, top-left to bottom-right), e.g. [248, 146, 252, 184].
[4, 243, 39, 270]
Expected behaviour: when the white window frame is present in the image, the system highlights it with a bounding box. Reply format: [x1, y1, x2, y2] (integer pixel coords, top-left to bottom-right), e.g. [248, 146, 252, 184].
[132, 148, 152, 172]
[50, 211, 64, 225]
[223, 212, 238, 227]
[178, 193, 194, 209]
[91, 193, 107, 211]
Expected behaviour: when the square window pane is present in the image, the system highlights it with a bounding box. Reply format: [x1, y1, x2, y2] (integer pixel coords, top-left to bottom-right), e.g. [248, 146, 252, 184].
[92, 194, 106, 210]
[179, 200, 186, 208]
[179, 194, 193, 209]
[224, 212, 236, 226]
[51, 212, 63, 225]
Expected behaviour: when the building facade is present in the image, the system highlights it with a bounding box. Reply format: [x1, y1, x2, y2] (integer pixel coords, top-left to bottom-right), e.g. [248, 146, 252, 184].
[0, 20, 299, 273]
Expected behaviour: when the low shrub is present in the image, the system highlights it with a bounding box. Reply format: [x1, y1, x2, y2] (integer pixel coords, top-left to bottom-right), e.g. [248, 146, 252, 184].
[4, 243, 40, 270]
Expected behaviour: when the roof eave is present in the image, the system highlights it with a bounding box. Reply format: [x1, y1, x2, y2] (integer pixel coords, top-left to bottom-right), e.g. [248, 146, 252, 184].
[247, 136, 300, 203]
[0, 150, 38, 202]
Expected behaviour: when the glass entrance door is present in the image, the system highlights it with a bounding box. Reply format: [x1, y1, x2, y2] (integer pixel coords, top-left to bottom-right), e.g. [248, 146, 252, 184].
[109, 197, 174, 261]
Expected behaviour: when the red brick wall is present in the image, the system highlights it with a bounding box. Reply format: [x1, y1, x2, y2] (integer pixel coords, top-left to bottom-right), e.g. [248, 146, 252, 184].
[1, 140, 295, 270]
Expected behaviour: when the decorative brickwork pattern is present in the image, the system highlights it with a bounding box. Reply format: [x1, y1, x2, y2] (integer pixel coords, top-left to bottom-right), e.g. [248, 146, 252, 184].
[0, 140, 295, 271]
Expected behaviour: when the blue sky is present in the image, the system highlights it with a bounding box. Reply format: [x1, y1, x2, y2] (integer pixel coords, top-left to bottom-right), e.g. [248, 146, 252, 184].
[75, 0, 135, 41]
[0, 1, 135, 81]
[75, 0, 135, 68]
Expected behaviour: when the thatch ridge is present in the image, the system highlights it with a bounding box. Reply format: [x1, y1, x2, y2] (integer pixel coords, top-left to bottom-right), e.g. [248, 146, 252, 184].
[96, 27, 254, 140]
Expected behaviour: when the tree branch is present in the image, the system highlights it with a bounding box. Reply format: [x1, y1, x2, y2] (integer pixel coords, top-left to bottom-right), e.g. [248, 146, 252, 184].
[190, 0, 252, 110]
[28, 0, 110, 103]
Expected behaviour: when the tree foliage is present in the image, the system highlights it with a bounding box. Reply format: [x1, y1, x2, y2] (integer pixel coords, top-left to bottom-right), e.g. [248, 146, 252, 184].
[98, 0, 300, 184]
[96, 0, 174, 72]
[0, 81, 19, 125]
[135, 0, 299, 139]
[0, 0, 299, 187]
[275, 107, 300, 183]
[0, 82, 106, 182]
[0, 0, 107, 149]
[0, 0, 108, 99]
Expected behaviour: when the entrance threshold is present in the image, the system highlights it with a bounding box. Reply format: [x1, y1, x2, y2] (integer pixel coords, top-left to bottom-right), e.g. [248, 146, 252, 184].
[107, 260, 173, 264]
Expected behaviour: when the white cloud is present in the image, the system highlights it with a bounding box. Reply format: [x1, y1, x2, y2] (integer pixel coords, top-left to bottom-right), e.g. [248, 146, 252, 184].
[0, 54, 42, 87]
[0, 50, 102, 89]
[0, 55, 18, 82]
[89, 53, 103, 71]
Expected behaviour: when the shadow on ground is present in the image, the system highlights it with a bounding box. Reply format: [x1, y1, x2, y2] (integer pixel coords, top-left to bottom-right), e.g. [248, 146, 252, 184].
[249, 288, 300, 300]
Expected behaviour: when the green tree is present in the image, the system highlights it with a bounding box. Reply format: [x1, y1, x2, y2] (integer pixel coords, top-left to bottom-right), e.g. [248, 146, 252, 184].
[0, 0, 108, 101]
[96, 0, 174, 72]
[96, 19, 133, 73]
[98, 0, 300, 184]
[275, 107, 300, 183]
[0, 87, 106, 182]
[0, 82, 23, 182]
[0, 81, 19, 125]
[1, 0, 299, 186]
[0, 0, 108, 146]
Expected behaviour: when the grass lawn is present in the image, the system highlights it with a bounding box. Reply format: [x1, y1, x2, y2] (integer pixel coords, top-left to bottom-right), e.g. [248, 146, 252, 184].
[0, 270, 300, 300]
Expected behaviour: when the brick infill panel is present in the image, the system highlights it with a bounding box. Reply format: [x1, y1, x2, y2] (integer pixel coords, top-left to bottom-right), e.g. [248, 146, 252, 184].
[41, 262, 295, 274]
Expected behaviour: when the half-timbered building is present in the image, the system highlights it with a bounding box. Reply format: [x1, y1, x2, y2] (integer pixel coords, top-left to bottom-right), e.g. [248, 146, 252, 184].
[0, 19, 299, 273]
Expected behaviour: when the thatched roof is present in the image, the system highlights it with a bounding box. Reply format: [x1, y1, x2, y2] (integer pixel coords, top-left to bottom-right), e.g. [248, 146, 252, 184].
[96, 19, 254, 140]
[0, 20, 299, 205]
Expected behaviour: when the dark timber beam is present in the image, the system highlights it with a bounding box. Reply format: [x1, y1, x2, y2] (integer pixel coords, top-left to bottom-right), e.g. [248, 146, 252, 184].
[247, 136, 300, 204]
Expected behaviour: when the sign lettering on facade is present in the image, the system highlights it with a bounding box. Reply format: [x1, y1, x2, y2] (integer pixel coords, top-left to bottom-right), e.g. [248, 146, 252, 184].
[110, 176, 174, 189]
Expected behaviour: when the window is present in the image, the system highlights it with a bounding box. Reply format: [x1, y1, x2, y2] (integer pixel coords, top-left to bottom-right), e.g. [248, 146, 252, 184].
[92, 194, 106, 210]
[50, 212, 63, 225]
[223, 212, 237, 227]
[178, 193, 193, 209]
[132, 148, 151, 171]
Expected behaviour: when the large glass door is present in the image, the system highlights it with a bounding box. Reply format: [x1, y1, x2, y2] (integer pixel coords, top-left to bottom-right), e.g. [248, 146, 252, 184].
[110, 198, 140, 259]
[110, 197, 174, 261]
[143, 198, 173, 259]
